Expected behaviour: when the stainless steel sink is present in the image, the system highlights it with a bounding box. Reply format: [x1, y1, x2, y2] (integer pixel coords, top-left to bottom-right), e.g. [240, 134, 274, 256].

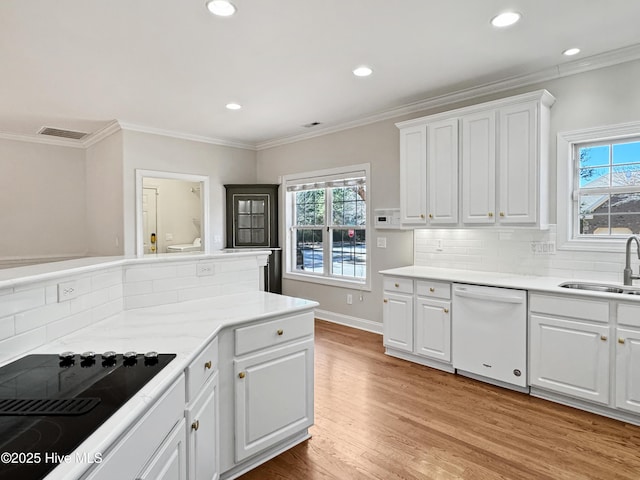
[559, 282, 625, 293]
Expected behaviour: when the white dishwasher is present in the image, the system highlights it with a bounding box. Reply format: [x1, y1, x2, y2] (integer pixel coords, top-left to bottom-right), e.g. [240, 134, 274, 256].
[452, 283, 528, 391]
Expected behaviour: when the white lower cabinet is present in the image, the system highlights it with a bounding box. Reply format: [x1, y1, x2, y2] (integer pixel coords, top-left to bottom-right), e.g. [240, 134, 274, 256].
[615, 327, 640, 414]
[186, 373, 219, 480]
[530, 314, 610, 404]
[382, 275, 452, 370]
[137, 420, 187, 480]
[234, 339, 314, 462]
[414, 297, 451, 362]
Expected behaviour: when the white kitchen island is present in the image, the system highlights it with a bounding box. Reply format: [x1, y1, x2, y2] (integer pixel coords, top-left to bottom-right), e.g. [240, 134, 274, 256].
[0, 253, 318, 480]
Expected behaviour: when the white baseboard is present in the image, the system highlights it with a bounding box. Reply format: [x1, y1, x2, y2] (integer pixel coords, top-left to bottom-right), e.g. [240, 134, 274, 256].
[313, 309, 383, 335]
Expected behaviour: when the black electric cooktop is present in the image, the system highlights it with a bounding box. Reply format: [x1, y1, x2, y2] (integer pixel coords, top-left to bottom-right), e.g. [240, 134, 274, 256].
[0, 352, 175, 480]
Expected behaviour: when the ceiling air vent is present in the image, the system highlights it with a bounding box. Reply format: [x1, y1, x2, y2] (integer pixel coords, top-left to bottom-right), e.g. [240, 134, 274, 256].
[302, 121, 322, 128]
[38, 127, 88, 140]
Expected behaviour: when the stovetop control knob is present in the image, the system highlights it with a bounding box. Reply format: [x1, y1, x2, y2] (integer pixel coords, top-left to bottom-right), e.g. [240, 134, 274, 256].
[144, 351, 159, 365]
[81, 351, 96, 360]
[123, 351, 138, 360]
[59, 351, 75, 361]
[102, 351, 117, 360]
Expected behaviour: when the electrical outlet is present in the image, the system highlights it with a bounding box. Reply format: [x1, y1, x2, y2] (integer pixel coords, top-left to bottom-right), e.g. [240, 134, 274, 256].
[58, 280, 79, 302]
[530, 241, 556, 255]
[165, 233, 173, 241]
[197, 262, 215, 276]
[436, 239, 443, 251]
[377, 237, 387, 248]
[346, 294, 353, 305]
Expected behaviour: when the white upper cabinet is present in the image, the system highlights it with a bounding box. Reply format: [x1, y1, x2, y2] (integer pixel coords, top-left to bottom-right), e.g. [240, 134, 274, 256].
[399, 125, 427, 225]
[428, 119, 458, 225]
[396, 89, 555, 229]
[461, 110, 496, 224]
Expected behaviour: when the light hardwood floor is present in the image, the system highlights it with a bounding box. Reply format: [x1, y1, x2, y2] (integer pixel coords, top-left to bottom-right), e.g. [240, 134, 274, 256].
[239, 320, 640, 480]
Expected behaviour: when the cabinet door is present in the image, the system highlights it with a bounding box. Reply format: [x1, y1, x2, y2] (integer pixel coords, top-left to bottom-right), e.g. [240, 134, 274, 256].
[383, 292, 414, 352]
[399, 125, 427, 225]
[415, 297, 451, 362]
[234, 339, 314, 462]
[498, 102, 537, 224]
[427, 119, 458, 225]
[186, 373, 219, 480]
[530, 315, 609, 404]
[138, 420, 187, 480]
[615, 327, 640, 414]
[461, 110, 496, 224]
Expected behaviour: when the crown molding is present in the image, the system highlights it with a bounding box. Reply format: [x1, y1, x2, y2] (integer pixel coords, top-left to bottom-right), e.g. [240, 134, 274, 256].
[256, 43, 640, 150]
[117, 122, 257, 150]
[82, 120, 122, 147]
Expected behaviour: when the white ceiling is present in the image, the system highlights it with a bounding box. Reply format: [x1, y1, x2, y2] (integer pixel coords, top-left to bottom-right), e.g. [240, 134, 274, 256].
[2, 0, 640, 149]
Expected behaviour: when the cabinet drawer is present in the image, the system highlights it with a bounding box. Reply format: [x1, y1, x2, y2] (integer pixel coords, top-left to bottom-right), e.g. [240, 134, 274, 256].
[529, 293, 609, 323]
[416, 280, 450, 299]
[235, 311, 314, 356]
[618, 303, 640, 328]
[186, 336, 218, 403]
[383, 276, 414, 294]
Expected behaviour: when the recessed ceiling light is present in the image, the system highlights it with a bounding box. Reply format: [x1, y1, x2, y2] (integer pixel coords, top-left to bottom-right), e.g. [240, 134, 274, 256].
[226, 103, 242, 110]
[490, 12, 521, 27]
[206, 0, 237, 17]
[353, 66, 373, 77]
[563, 47, 581, 56]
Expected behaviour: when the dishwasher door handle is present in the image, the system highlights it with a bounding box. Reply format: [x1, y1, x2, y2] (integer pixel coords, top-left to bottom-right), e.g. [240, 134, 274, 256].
[454, 288, 524, 304]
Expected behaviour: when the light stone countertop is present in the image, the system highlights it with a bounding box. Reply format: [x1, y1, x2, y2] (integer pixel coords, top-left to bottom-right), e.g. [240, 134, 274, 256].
[13, 291, 318, 480]
[379, 265, 640, 300]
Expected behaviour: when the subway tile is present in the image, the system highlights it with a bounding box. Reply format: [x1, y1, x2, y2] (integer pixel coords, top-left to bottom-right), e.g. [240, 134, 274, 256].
[91, 269, 123, 291]
[45, 285, 58, 304]
[0, 327, 47, 364]
[15, 302, 71, 334]
[0, 316, 15, 341]
[46, 311, 93, 342]
[153, 276, 200, 293]
[124, 291, 178, 310]
[123, 281, 153, 297]
[92, 299, 123, 323]
[0, 288, 46, 318]
[108, 284, 124, 301]
[124, 265, 177, 282]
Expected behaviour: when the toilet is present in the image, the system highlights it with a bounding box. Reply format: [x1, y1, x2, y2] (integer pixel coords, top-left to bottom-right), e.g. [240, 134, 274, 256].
[166, 238, 202, 253]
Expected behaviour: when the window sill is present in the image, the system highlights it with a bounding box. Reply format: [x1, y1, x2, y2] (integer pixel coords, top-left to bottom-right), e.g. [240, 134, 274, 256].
[283, 271, 371, 291]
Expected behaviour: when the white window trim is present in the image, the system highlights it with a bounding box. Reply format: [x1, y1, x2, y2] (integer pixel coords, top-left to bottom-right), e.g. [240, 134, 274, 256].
[281, 163, 371, 291]
[557, 120, 640, 253]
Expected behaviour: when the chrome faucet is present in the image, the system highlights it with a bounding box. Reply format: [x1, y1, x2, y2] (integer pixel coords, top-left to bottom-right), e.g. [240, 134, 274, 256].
[623, 236, 640, 286]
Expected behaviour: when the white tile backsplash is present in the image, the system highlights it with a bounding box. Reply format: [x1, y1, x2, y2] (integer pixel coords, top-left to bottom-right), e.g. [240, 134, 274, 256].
[0, 255, 265, 363]
[414, 226, 625, 282]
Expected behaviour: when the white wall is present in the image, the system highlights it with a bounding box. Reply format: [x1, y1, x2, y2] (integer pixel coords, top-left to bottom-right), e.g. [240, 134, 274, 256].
[86, 130, 124, 256]
[121, 130, 257, 256]
[0, 138, 87, 263]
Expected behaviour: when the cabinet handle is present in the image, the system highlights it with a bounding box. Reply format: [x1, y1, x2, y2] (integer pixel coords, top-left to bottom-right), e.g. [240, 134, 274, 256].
[383, 299, 388, 303]
[420, 214, 425, 219]
[429, 287, 435, 292]
[428, 214, 433, 219]
[488, 212, 494, 217]
[191, 420, 200, 431]
[239, 372, 246, 379]
[499, 212, 505, 217]
[277, 329, 284, 336]
[204, 361, 212, 370]
[619, 338, 626, 344]
[600, 335, 608, 341]
[443, 308, 449, 313]
[395, 283, 399, 288]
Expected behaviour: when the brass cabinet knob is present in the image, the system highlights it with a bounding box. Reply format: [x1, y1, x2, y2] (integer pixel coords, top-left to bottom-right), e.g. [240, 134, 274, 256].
[499, 212, 505, 217]
[619, 338, 626, 344]
[420, 214, 425, 219]
[443, 308, 449, 313]
[429, 287, 435, 292]
[204, 361, 212, 370]
[600, 335, 608, 341]
[488, 212, 494, 217]
[428, 214, 433, 219]
[191, 420, 200, 431]
[277, 329, 284, 336]
[395, 283, 400, 288]
[383, 299, 388, 303]
[239, 372, 246, 379]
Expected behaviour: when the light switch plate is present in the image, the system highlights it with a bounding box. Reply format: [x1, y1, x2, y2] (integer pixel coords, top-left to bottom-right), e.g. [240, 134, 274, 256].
[377, 237, 387, 248]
